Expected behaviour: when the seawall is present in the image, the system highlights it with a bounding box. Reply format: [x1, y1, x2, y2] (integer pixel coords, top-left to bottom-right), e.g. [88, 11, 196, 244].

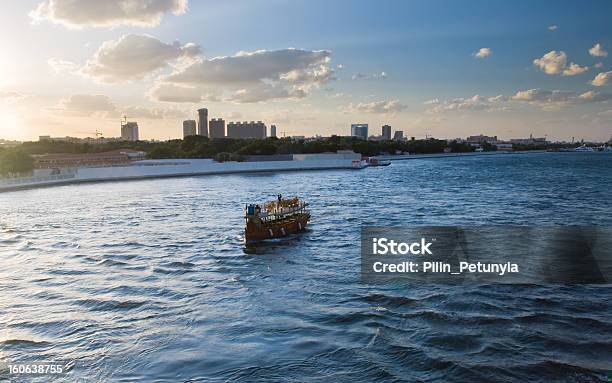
[0, 158, 363, 193]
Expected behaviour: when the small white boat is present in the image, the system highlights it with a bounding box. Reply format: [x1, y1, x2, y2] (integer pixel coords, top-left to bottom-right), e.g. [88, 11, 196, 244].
[573, 144, 595, 152]
[364, 157, 391, 167]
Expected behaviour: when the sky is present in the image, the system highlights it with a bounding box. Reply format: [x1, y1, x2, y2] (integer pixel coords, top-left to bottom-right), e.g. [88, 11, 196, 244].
[0, 0, 611, 142]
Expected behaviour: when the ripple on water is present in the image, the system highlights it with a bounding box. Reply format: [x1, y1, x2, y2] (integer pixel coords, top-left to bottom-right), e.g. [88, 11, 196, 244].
[0, 153, 610, 382]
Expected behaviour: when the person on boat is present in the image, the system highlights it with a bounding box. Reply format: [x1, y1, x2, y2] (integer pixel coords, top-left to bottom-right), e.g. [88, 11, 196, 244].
[277, 194, 282, 208]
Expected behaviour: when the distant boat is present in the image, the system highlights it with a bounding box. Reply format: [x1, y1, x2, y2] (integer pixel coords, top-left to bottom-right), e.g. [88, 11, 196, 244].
[474, 147, 484, 152]
[244, 196, 310, 244]
[573, 144, 595, 152]
[364, 157, 391, 167]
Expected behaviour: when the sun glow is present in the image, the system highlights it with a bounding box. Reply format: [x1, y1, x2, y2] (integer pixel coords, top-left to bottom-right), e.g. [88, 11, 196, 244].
[0, 108, 21, 140]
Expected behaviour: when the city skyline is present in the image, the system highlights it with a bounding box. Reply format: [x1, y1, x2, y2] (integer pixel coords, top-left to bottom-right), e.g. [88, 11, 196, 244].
[1, 0, 612, 142]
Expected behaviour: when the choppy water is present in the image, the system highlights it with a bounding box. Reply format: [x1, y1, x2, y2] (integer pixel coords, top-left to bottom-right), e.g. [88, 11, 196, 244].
[1, 152, 611, 382]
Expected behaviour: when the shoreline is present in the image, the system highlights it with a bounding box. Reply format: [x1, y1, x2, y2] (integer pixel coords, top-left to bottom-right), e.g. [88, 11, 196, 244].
[0, 150, 547, 193]
[0, 157, 364, 193]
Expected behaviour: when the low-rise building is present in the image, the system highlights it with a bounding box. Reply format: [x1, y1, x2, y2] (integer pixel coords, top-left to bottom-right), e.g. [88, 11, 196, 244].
[33, 149, 146, 169]
[466, 134, 498, 144]
[510, 134, 548, 145]
[183, 120, 197, 138]
[209, 118, 226, 139]
[227, 121, 267, 139]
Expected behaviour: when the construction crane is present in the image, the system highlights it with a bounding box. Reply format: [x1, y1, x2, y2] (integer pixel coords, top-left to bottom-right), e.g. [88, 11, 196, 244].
[280, 131, 296, 137]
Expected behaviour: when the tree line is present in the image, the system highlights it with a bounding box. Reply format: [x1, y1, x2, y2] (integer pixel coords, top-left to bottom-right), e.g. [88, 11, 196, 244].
[16, 135, 477, 159]
[2, 135, 565, 176]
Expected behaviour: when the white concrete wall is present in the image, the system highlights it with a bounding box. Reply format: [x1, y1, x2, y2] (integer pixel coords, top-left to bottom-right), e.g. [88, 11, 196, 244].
[0, 157, 363, 192]
[75, 158, 361, 181]
[292, 152, 361, 161]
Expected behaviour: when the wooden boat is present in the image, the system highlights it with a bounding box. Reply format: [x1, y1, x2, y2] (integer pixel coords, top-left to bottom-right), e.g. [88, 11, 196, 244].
[244, 195, 310, 244]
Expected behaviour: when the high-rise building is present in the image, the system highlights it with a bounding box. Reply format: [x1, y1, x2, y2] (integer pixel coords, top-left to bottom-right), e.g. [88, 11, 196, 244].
[183, 120, 196, 138]
[393, 131, 404, 141]
[121, 121, 139, 141]
[270, 125, 277, 138]
[209, 118, 226, 139]
[382, 125, 392, 140]
[197, 108, 208, 137]
[227, 121, 267, 139]
[351, 124, 368, 140]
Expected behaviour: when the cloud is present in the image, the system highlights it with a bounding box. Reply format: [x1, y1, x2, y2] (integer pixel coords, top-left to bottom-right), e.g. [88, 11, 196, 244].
[487, 94, 507, 103]
[81, 34, 199, 83]
[47, 58, 79, 74]
[595, 62, 604, 69]
[533, 51, 566, 74]
[562, 62, 589, 76]
[511, 88, 611, 109]
[548, 25, 558, 31]
[152, 48, 334, 103]
[533, 50, 588, 76]
[326, 92, 346, 99]
[589, 43, 608, 57]
[512, 89, 572, 102]
[576, 90, 612, 102]
[56, 94, 189, 119]
[351, 71, 387, 80]
[58, 94, 117, 116]
[121, 106, 189, 119]
[474, 48, 492, 58]
[30, 0, 187, 28]
[427, 89, 611, 113]
[0, 90, 24, 103]
[164, 49, 332, 85]
[149, 83, 209, 103]
[228, 84, 296, 104]
[342, 100, 406, 114]
[425, 95, 496, 113]
[591, 71, 612, 86]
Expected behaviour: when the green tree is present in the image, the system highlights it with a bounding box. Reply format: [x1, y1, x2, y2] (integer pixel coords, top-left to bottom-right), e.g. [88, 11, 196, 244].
[181, 135, 208, 152]
[448, 140, 474, 153]
[0, 150, 34, 175]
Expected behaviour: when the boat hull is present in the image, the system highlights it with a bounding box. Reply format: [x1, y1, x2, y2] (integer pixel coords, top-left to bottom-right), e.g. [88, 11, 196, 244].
[245, 213, 310, 244]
